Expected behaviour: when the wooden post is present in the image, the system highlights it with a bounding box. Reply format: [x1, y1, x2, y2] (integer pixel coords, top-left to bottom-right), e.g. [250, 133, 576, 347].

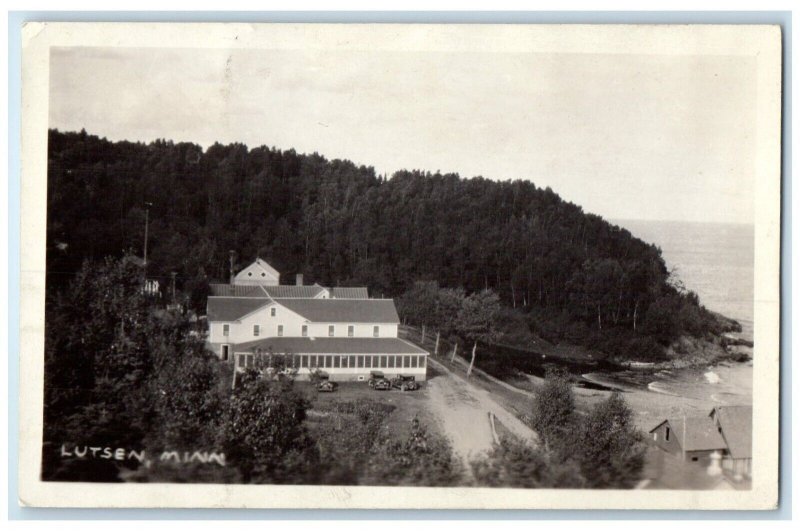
[467, 341, 477, 377]
[451, 343, 458, 362]
[434, 332, 440, 356]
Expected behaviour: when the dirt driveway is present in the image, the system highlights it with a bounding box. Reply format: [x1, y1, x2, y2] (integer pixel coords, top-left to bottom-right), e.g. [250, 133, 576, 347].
[424, 359, 538, 467]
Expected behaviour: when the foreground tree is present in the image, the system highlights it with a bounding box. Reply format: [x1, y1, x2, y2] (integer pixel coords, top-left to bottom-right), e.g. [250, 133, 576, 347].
[221, 370, 318, 484]
[364, 417, 463, 486]
[577, 392, 646, 488]
[530, 370, 577, 458]
[471, 436, 585, 488]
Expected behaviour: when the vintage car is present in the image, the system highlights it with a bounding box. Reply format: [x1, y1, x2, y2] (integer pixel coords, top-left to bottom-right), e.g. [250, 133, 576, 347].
[317, 379, 338, 392]
[367, 370, 386, 388]
[371, 378, 392, 391]
[391, 375, 418, 391]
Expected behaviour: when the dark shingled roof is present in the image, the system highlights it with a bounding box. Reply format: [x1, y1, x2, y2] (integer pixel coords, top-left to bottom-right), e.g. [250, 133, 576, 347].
[711, 405, 752, 459]
[331, 287, 369, 299]
[206, 297, 270, 322]
[650, 417, 727, 452]
[209, 284, 266, 297]
[274, 298, 399, 323]
[233, 337, 428, 355]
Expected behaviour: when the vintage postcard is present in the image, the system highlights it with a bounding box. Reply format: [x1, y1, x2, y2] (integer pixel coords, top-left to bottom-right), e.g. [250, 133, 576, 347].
[18, 22, 782, 509]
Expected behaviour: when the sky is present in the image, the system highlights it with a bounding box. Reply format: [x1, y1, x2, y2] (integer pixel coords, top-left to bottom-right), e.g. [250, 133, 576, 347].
[49, 46, 757, 225]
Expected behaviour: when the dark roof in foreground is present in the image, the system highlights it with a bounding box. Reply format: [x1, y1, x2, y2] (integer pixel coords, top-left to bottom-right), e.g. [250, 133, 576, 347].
[331, 287, 369, 299]
[274, 298, 399, 323]
[233, 337, 428, 355]
[711, 405, 752, 459]
[206, 297, 270, 321]
[650, 417, 727, 452]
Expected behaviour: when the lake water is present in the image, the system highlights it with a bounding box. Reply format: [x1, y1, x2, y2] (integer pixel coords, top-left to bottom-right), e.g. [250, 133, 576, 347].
[588, 219, 754, 408]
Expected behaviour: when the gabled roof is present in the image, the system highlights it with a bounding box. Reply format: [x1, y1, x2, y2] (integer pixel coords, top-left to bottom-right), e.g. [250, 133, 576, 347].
[273, 298, 399, 324]
[209, 284, 267, 297]
[710, 405, 752, 459]
[650, 417, 727, 452]
[233, 337, 428, 355]
[252, 258, 280, 278]
[207, 297, 271, 322]
[331, 287, 369, 299]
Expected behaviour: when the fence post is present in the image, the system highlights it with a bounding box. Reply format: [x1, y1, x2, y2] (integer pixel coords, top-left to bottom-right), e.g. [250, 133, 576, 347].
[467, 341, 477, 377]
[434, 332, 440, 356]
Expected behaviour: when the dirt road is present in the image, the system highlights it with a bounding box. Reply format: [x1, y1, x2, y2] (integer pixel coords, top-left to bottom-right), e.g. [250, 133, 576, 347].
[425, 359, 538, 467]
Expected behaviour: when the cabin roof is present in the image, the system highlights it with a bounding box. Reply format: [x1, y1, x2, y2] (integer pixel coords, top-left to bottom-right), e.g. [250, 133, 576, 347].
[234, 336, 427, 355]
[650, 417, 727, 452]
[710, 405, 752, 459]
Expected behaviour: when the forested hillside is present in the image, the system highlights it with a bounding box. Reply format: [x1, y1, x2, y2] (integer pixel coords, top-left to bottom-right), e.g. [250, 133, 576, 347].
[46, 129, 733, 360]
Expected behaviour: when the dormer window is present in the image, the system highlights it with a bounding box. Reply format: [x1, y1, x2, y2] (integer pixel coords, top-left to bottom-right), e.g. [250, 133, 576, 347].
[348, 325, 354, 337]
[373, 326, 380, 338]
[328, 325, 335, 337]
[253, 324, 260, 337]
[302, 325, 308, 337]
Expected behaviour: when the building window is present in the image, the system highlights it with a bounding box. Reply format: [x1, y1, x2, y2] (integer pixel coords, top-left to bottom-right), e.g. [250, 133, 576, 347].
[253, 324, 260, 337]
[349, 355, 356, 368]
[380, 356, 387, 368]
[419, 356, 426, 368]
[665, 427, 671, 441]
[357, 356, 364, 368]
[299, 355, 307, 368]
[221, 345, 229, 361]
[223, 324, 229, 337]
[310, 356, 317, 369]
[388, 356, 395, 368]
[348, 325, 354, 337]
[333, 356, 341, 368]
[373, 325, 380, 338]
[365, 356, 372, 369]
[302, 325, 308, 337]
[270, 307, 276, 317]
[328, 325, 335, 337]
[410, 355, 418, 368]
[277, 325, 284, 337]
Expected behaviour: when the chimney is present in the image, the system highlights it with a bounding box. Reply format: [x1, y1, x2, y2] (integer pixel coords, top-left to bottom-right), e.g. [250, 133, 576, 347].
[296, 273, 304, 286]
[229, 250, 237, 285]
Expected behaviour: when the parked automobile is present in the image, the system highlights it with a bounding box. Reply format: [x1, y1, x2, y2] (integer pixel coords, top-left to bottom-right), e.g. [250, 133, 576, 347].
[391, 375, 418, 391]
[317, 380, 338, 392]
[372, 378, 391, 391]
[368, 370, 385, 388]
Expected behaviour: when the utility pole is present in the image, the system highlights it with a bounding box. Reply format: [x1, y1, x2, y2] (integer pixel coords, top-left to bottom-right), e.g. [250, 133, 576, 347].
[171, 271, 177, 304]
[143, 201, 153, 268]
[229, 250, 237, 285]
[434, 332, 440, 356]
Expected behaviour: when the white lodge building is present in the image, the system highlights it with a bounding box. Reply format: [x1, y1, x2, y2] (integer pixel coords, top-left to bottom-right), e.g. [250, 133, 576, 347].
[206, 259, 428, 381]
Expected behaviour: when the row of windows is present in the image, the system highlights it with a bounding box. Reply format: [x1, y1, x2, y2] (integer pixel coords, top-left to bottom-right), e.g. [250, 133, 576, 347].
[222, 324, 381, 338]
[300, 354, 426, 370]
[235, 353, 427, 370]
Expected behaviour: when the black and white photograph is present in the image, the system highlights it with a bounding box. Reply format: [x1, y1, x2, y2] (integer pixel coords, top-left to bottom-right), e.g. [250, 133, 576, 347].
[17, 22, 782, 509]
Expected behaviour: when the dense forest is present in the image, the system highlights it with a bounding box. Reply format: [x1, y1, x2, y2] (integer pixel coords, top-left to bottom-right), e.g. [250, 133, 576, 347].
[46, 129, 734, 361]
